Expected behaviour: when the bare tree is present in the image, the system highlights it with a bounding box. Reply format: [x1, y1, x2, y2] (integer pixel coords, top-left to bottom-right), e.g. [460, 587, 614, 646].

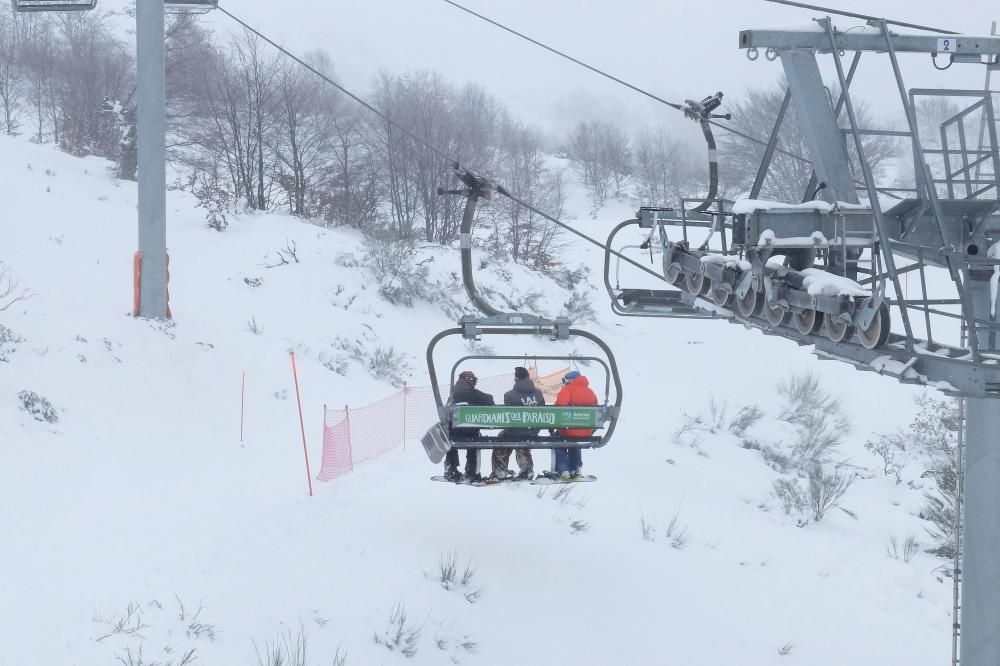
[601, 122, 632, 197]
[271, 51, 335, 216]
[484, 120, 566, 271]
[0, 12, 24, 135]
[566, 121, 613, 213]
[722, 80, 898, 202]
[633, 125, 701, 206]
[318, 109, 380, 229]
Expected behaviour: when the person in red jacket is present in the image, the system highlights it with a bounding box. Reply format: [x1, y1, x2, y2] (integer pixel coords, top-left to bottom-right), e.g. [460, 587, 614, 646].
[553, 370, 597, 479]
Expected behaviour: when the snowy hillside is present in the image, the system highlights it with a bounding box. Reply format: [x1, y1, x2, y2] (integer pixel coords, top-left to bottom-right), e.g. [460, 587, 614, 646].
[0, 133, 958, 665]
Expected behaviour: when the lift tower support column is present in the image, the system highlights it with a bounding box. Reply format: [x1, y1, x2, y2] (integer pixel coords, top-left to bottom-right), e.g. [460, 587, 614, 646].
[961, 275, 1000, 665]
[136, 0, 168, 319]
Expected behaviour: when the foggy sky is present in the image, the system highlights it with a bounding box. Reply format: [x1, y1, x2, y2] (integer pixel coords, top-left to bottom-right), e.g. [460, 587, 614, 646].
[115, 0, 1000, 139]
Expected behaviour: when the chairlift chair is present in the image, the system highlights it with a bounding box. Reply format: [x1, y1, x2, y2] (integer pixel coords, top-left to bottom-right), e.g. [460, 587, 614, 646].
[421, 324, 623, 464]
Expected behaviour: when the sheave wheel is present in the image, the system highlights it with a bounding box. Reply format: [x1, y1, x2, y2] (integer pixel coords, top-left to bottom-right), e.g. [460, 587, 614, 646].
[765, 303, 791, 328]
[686, 270, 711, 297]
[857, 301, 891, 349]
[710, 284, 734, 307]
[793, 308, 822, 335]
[735, 279, 764, 319]
[665, 263, 684, 285]
[823, 312, 854, 343]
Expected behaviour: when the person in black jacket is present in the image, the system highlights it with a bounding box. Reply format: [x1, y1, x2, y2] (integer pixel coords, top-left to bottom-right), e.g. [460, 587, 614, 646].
[491, 366, 543, 480]
[445, 370, 495, 482]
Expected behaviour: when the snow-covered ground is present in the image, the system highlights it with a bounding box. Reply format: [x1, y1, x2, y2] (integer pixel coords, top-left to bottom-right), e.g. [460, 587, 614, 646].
[0, 134, 956, 665]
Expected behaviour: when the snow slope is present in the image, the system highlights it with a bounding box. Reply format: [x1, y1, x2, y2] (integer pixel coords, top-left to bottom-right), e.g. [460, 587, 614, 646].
[0, 134, 954, 665]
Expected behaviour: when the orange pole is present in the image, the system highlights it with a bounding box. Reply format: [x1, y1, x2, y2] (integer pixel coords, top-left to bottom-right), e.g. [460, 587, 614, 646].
[290, 352, 314, 497]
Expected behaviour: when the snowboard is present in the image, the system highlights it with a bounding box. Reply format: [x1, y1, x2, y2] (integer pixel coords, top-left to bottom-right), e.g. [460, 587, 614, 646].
[430, 474, 533, 487]
[530, 473, 597, 485]
[430, 475, 485, 487]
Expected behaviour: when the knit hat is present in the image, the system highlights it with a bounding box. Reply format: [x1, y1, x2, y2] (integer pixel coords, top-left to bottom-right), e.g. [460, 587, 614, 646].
[564, 370, 580, 381]
[514, 366, 529, 380]
[458, 370, 477, 383]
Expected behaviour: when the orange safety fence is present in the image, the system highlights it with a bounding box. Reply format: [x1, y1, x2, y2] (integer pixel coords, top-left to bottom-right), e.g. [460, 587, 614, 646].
[317, 367, 569, 482]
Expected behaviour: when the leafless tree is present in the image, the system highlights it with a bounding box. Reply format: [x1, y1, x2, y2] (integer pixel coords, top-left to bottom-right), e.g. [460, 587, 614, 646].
[633, 125, 701, 206]
[0, 12, 24, 135]
[483, 120, 566, 271]
[271, 52, 335, 216]
[722, 80, 899, 203]
[566, 120, 613, 213]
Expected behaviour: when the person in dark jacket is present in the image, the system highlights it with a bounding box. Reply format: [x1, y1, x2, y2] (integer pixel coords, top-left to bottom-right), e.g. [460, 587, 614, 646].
[553, 369, 598, 479]
[491, 366, 543, 480]
[445, 369, 495, 482]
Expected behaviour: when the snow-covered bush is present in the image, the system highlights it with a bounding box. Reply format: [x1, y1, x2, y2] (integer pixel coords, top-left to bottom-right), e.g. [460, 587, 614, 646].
[777, 371, 851, 467]
[730, 404, 765, 437]
[431, 552, 482, 603]
[922, 466, 958, 558]
[1, 264, 30, 312]
[552, 264, 591, 291]
[18, 390, 58, 423]
[0, 323, 22, 362]
[806, 465, 854, 522]
[367, 346, 412, 387]
[373, 604, 421, 658]
[865, 431, 907, 482]
[252, 624, 312, 666]
[887, 535, 920, 563]
[772, 478, 808, 523]
[561, 290, 596, 324]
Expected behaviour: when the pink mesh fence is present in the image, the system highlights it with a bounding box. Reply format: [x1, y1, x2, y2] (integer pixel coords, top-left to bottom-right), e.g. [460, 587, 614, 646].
[318, 368, 568, 482]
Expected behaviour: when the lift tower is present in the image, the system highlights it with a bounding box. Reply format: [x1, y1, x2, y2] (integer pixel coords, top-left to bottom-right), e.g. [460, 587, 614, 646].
[12, 0, 218, 319]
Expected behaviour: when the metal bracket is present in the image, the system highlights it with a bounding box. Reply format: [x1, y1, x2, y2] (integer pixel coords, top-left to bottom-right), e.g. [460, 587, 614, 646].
[735, 271, 755, 299]
[853, 280, 886, 329]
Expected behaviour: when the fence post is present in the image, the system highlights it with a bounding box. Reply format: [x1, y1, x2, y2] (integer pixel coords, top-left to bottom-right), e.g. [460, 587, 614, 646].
[344, 403, 353, 475]
[240, 371, 246, 445]
[290, 352, 314, 497]
[402, 381, 407, 451]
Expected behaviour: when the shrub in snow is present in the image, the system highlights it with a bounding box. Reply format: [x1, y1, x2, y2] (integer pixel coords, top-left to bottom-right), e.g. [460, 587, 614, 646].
[560, 290, 596, 324]
[373, 603, 421, 658]
[772, 478, 809, 524]
[777, 371, 851, 468]
[431, 552, 483, 604]
[665, 507, 690, 549]
[367, 346, 412, 387]
[865, 431, 907, 482]
[253, 624, 314, 666]
[1, 264, 31, 312]
[552, 264, 591, 291]
[0, 323, 22, 362]
[863, 393, 959, 557]
[334, 252, 361, 268]
[806, 465, 854, 522]
[729, 404, 765, 437]
[323, 354, 350, 376]
[18, 390, 58, 423]
[922, 467, 958, 558]
[887, 535, 920, 563]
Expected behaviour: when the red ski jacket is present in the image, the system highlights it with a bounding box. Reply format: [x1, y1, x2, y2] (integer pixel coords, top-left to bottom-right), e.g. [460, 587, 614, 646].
[554, 375, 598, 438]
